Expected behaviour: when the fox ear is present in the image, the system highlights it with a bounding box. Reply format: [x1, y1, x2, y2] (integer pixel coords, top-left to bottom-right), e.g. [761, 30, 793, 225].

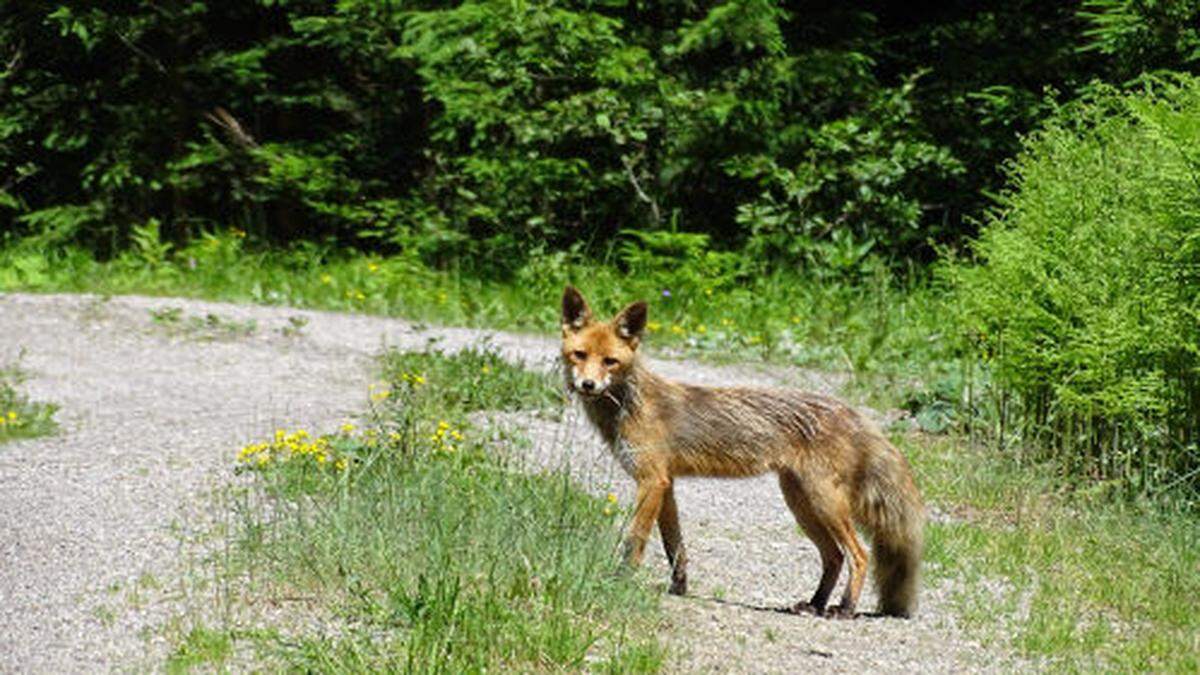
[562, 285, 592, 332]
[614, 301, 648, 346]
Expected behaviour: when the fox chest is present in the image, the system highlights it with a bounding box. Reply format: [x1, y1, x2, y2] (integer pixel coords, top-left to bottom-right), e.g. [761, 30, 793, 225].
[607, 438, 640, 476]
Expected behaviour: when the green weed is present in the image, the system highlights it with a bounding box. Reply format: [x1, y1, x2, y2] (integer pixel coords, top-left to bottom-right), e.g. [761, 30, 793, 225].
[166, 626, 233, 674]
[0, 357, 58, 444]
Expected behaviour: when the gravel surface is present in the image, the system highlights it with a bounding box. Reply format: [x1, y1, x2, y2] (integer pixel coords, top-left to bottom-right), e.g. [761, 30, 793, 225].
[0, 292, 1025, 673]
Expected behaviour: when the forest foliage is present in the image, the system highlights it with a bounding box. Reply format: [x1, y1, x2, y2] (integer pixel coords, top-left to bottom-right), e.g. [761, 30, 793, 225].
[4, 1, 1198, 269]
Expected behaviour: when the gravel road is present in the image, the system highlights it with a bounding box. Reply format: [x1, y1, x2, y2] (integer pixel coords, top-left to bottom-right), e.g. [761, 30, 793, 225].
[0, 292, 1024, 673]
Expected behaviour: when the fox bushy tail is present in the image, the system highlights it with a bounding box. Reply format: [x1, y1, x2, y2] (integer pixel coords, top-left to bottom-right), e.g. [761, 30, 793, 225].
[856, 435, 925, 617]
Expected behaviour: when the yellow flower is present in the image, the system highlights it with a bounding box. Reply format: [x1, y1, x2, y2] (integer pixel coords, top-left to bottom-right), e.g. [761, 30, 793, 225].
[791, 315, 801, 325]
[413, 375, 426, 386]
[704, 288, 713, 297]
[670, 324, 686, 335]
[367, 262, 380, 273]
[335, 458, 348, 472]
[481, 365, 491, 374]
[646, 321, 662, 333]
[340, 423, 356, 434]
[450, 430, 463, 441]
[606, 493, 618, 504]
[231, 228, 246, 239]
[320, 273, 333, 285]
[438, 420, 450, 430]
[371, 390, 390, 402]
[696, 324, 707, 334]
[355, 291, 366, 301]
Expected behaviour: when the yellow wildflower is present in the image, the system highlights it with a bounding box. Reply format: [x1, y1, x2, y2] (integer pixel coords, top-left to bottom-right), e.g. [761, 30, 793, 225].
[320, 273, 332, 285]
[367, 262, 380, 273]
[341, 423, 356, 434]
[606, 493, 618, 504]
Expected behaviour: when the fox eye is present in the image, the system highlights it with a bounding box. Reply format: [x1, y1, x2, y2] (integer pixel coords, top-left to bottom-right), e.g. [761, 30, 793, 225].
[602, 356, 619, 367]
[572, 350, 587, 361]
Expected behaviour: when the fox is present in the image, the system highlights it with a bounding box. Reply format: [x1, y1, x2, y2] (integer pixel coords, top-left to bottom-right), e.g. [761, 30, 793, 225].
[560, 285, 925, 618]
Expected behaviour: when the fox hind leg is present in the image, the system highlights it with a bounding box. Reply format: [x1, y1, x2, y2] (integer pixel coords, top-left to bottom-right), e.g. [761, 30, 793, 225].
[825, 512, 869, 618]
[658, 484, 688, 595]
[777, 470, 844, 615]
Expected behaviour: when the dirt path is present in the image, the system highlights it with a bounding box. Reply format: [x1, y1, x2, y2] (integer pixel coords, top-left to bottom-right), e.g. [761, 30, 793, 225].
[0, 292, 1019, 673]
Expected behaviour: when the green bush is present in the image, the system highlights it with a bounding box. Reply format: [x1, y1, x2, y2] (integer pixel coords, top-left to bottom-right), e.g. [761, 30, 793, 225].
[948, 74, 1200, 499]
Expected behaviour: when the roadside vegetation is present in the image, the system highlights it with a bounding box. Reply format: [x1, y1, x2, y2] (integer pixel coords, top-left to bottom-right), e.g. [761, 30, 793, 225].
[175, 348, 661, 672]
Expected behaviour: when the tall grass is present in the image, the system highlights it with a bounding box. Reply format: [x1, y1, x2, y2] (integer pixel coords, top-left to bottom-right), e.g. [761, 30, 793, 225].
[197, 347, 663, 672]
[947, 74, 1200, 502]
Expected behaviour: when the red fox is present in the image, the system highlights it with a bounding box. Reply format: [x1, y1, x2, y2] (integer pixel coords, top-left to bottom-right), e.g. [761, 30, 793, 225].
[560, 286, 924, 618]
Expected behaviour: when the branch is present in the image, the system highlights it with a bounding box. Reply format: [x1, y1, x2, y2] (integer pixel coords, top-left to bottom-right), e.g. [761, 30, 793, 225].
[205, 107, 257, 149]
[621, 154, 661, 226]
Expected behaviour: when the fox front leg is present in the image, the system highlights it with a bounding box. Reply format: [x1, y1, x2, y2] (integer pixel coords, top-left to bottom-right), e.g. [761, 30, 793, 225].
[622, 473, 670, 568]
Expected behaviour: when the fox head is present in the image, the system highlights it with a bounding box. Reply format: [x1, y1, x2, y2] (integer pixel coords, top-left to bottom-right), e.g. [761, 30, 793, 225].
[560, 285, 647, 398]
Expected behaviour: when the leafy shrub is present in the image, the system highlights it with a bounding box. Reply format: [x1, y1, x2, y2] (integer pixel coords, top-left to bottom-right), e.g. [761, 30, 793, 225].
[948, 74, 1200, 499]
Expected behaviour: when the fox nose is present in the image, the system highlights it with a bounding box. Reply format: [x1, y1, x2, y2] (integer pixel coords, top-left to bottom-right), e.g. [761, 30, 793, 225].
[580, 379, 596, 392]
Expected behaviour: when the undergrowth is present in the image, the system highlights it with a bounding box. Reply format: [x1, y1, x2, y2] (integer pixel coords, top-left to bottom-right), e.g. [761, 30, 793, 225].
[181, 347, 661, 672]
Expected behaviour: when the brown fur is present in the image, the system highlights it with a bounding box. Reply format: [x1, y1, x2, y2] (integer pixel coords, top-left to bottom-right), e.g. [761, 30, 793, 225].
[561, 286, 924, 618]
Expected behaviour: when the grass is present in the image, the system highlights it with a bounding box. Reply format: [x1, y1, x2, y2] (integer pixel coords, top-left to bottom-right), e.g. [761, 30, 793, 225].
[907, 434, 1200, 672]
[0, 357, 58, 444]
[184, 347, 663, 672]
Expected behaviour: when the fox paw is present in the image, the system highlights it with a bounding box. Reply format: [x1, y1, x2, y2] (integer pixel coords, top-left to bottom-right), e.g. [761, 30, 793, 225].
[787, 601, 825, 616]
[668, 577, 687, 596]
[823, 605, 857, 620]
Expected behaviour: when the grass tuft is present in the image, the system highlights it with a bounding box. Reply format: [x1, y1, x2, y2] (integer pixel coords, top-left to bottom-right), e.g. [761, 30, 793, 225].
[188, 347, 662, 672]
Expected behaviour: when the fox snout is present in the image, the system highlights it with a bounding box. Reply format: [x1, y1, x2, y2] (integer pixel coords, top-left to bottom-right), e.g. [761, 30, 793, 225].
[566, 367, 612, 397]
